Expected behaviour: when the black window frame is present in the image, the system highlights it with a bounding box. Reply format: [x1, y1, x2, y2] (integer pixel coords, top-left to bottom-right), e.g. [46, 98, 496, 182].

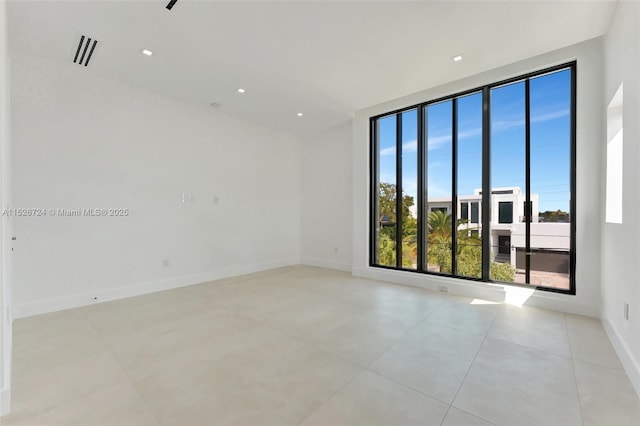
[369, 61, 577, 295]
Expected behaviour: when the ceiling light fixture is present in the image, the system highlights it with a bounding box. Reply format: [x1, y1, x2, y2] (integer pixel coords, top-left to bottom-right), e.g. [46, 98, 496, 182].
[141, 48, 154, 57]
[297, 113, 304, 117]
[452, 54, 463, 62]
[237, 88, 246, 94]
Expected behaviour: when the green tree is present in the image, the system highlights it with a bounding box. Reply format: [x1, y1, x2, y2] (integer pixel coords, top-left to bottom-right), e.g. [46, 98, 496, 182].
[426, 210, 452, 272]
[377, 182, 417, 268]
[427, 210, 451, 239]
[378, 182, 414, 225]
[539, 209, 569, 223]
[425, 211, 515, 281]
[376, 187, 516, 280]
[491, 261, 516, 281]
[378, 232, 396, 266]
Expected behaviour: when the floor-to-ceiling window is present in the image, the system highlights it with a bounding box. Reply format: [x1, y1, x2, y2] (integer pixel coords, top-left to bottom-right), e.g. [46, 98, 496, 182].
[370, 63, 576, 293]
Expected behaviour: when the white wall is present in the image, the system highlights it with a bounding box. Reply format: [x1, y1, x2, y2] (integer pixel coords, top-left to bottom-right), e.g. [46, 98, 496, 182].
[601, 0, 640, 396]
[11, 52, 301, 318]
[0, 0, 11, 416]
[300, 122, 352, 271]
[352, 38, 604, 318]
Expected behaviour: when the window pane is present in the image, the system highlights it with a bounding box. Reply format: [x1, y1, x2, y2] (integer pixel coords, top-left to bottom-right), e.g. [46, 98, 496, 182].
[375, 115, 397, 267]
[461, 203, 469, 220]
[529, 69, 571, 290]
[470, 202, 479, 224]
[426, 101, 452, 274]
[456, 93, 483, 278]
[498, 202, 513, 224]
[401, 109, 418, 270]
[490, 82, 525, 283]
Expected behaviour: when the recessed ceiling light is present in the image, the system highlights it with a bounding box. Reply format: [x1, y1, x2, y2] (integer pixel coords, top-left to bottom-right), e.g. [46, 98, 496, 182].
[452, 54, 463, 62]
[141, 48, 154, 57]
[297, 112, 304, 117]
[237, 88, 246, 93]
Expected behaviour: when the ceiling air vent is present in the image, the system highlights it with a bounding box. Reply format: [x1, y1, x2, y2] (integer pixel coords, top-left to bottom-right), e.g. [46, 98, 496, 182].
[73, 35, 98, 67]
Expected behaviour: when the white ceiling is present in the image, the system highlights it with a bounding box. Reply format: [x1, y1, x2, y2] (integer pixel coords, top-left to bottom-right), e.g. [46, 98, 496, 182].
[8, 0, 618, 135]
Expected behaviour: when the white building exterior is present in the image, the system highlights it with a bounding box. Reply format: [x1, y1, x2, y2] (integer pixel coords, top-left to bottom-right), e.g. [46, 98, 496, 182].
[426, 187, 570, 275]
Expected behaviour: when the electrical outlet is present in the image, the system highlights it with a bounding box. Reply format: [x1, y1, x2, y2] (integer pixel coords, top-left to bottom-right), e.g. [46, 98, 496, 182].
[438, 285, 449, 292]
[213, 195, 219, 204]
[334, 247, 339, 254]
[163, 259, 170, 268]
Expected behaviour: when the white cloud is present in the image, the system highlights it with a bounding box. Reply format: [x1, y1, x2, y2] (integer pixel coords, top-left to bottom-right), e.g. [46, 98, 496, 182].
[379, 135, 452, 156]
[379, 139, 416, 156]
[378, 108, 568, 156]
[493, 108, 569, 131]
[532, 108, 570, 123]
[427, 135, 451, 150]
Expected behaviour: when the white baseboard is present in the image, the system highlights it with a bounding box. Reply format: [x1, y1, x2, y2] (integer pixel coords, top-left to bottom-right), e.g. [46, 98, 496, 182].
[13, 257, 300, 319]
[602, 317, 640, 398]
[351, 266, 599, 318]
[0, 386, 10, 417]
[300, 257, 351, 272]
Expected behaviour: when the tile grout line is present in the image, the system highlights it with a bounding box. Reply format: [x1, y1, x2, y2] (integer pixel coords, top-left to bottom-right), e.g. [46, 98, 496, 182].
[244, 274, 449, 426]
[447, 406, 500, 426]
[564, 313, 586, 426]
[232, 275, 450, 371]
[294, 368, 366, 426]
[359, 298, 496, 426]
[362, 298, 447, 371]
[81, 307, 164, 426]
[221, 280, 367, 426]
[364, 369, 453, 407]
[7, 311, 125, 424]
[483, 332, 574, 360]
[439, 310, 498, 426]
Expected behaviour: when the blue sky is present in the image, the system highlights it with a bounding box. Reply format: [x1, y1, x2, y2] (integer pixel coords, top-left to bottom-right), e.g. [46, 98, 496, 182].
[378, 68, 571, 213]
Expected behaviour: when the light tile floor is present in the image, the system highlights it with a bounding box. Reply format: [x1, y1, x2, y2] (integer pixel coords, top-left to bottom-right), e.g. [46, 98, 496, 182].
[2, 266, 639, 426]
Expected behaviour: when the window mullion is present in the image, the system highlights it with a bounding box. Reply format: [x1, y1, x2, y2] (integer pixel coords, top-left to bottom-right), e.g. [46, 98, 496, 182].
[451, 99, 458, 276]
[417, 106, 425, 272]
[482, 87, 491, 282]
[525, 79, 531, 284]
[395, 113, 403, 269]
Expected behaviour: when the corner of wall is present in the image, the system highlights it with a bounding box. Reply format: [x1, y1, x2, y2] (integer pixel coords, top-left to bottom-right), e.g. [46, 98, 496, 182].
[300, 121, 354, 271]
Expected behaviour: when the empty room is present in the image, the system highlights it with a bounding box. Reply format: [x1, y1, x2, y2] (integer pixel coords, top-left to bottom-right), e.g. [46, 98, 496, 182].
[0, 0, 639, 425]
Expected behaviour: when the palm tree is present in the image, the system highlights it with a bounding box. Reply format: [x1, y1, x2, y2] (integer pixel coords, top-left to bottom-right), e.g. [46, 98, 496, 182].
[426, 210, 481, 273]
[426, 210, 452, 272]
[427, 210, 452, 239]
